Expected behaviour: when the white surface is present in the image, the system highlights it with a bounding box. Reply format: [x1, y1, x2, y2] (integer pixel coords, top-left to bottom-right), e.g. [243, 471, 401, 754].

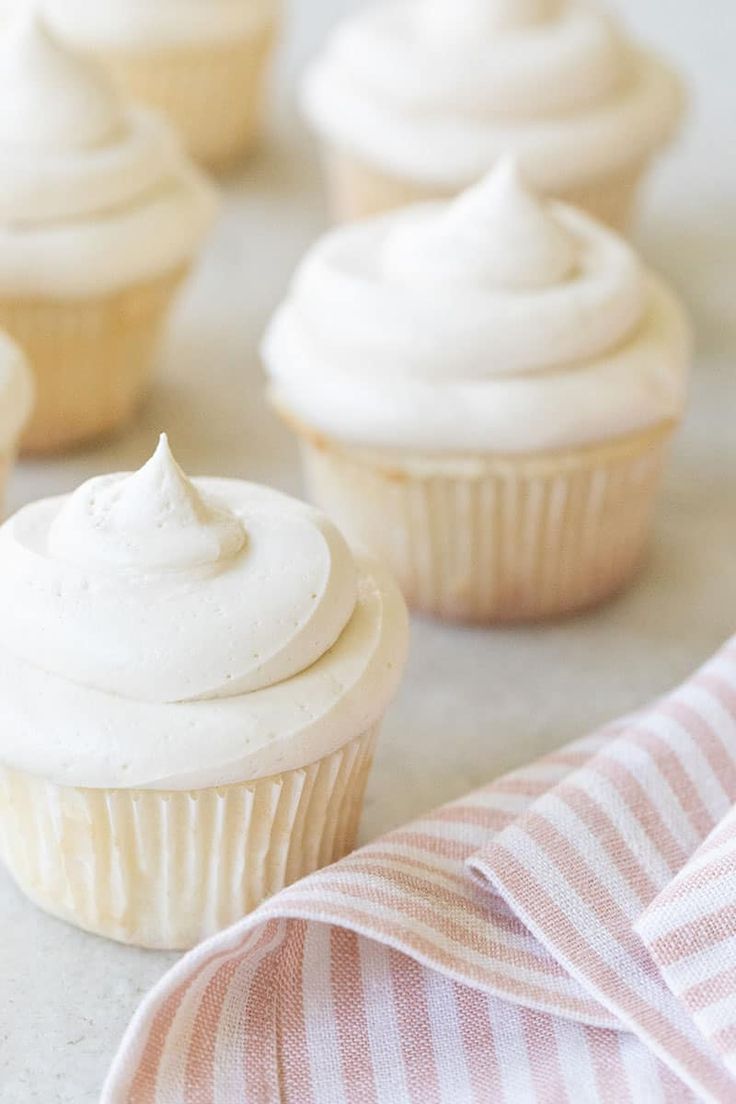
[1, 1, 735, 1100]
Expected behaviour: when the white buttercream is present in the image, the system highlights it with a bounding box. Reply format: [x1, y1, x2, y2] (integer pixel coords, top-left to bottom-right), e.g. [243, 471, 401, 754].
[48, 435, 246, 572]
[0, 12, 217, 296]
[40, 0, 277, 50]
[423, 0, 563, 40]
[301, 0, 683, 189]
[0, 7, 122, 148]
[0, 440, 408, 788]
[384, 158, 579, 290]
[0, 330, 34, 448]
[263, 163, 690, 453]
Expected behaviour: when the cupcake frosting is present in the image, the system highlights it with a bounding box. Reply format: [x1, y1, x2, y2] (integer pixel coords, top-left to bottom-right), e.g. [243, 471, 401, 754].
[302, 0, 684, 189]
[0, 12, 217, 297]
[0, 330, 34, 449]
[0, 437, 407, 788]
[264, 160, 690, 453]
[40, 0, 276, 50]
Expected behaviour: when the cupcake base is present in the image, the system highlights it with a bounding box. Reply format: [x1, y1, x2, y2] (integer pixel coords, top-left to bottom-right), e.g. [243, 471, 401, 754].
[297, 424, 675, 623]
[322, 147, 649, 232]
[95, 23, 277, 170]
[0, 267, 187, 455]
[0, 725, 378, 950]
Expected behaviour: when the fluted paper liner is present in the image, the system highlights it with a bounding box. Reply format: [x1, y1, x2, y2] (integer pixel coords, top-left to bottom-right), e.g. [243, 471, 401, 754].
[299, 425, 675, 622]
[95, 23, 276, 169]
[0, 266, 187, 454]
[0, 725, 378, 950]
[322, 146, 649, 232]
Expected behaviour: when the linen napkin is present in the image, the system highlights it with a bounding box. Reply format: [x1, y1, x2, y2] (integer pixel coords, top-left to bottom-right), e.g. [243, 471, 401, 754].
[103, 637, 736, 1103]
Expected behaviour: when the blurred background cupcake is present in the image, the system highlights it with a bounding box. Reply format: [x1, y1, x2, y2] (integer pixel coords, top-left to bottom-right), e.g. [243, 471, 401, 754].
[302, 0, 685, 229]
[41, 0, 280, 169]
[0, 333, 33, 511]
[0, 12, 217, 454]
[0, 436, 408, 949]
[264, 159, 691, 622]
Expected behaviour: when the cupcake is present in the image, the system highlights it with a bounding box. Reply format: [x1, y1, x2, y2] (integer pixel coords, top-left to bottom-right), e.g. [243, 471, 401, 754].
[42, 0, 279, 169]
[302, 0, 685, 229]
[0, 332, 34, 511]
[263, 160, 691, 623]
[0, 435, 408, 949]
[0, 13, 217, 454]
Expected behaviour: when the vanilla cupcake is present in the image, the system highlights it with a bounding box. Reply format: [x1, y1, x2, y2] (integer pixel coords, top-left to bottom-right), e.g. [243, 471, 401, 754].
[0, 333, 34, 510]
[42, 0, 279, 169]
[302, 0, 684, 229]
[0, 13, 217, 454]
[0, 436, 407, 948]
[264, 161, 691, 623]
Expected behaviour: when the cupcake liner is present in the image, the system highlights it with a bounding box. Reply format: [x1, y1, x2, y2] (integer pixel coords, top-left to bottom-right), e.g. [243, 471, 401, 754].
[95, 24, 277, 169]
[322, 146, 649, 232]
[0, 724, 378, 950]
[0, 266, 187, 455]
[298, 425, 675, 622]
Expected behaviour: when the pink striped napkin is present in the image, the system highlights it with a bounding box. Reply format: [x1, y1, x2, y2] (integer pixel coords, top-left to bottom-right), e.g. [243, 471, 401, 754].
[103, 638, 736, 1103]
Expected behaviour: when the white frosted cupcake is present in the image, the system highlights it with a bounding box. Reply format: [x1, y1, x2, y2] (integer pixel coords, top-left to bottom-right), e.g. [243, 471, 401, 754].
[42, 0, 279, 169]
[0, 436, 408, 948]
[0, 13, 217, 454]
[0, 333, 34, 511]
[264, 161, 691, 622]
[302, 0, 685, 229]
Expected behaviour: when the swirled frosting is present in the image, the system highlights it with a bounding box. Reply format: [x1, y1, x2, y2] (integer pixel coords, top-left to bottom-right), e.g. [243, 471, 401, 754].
[0, 330, 34, 450]
[264, 160, 690, 453]
[0, 11, 217, 297]
[41, 0, 277, 50]
[0, 436, 408, 788]
[301, 0, 684, 190]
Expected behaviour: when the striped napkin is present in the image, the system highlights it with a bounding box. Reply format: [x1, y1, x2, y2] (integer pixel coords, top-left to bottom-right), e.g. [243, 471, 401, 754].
[103, 637, 736, 1103]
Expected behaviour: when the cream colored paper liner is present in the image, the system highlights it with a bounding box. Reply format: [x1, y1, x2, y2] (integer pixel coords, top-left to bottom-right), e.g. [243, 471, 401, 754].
[0, 724, 378, 950]
[322, 147, 648, 232]
[0, 266, 187, 455]
[95, 23, 276, 169]
[298, 424, 674, 623]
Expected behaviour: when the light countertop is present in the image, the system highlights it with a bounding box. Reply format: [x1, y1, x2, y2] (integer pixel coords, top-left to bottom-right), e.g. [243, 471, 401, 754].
[1, 2, 735, 1100]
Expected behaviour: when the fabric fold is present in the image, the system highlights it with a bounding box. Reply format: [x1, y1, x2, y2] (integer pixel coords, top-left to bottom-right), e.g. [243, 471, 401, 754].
[103, 640, 736, 1104]
[469, 639, 736, 1102]
[637, 802, 736, 1078]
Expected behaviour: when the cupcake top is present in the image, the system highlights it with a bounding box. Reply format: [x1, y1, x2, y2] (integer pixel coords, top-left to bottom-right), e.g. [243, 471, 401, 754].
[0, 11, 217, 298]
[0, 436, 408, 789]
[40, 0, 276, 50]
[264, 160, 691, 454]
[302, 0, 684, 190]
[0, 330, 34, 450]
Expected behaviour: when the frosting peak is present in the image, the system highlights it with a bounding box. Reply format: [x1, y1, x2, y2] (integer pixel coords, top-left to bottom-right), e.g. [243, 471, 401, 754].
[0, 451, 361, 704]
[48, 435, 246, 573]
[0, 8, 217, 296]
[423, 0, 562, 39]
[0, 10, 123, 150]
[383, 158, 578, 289]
